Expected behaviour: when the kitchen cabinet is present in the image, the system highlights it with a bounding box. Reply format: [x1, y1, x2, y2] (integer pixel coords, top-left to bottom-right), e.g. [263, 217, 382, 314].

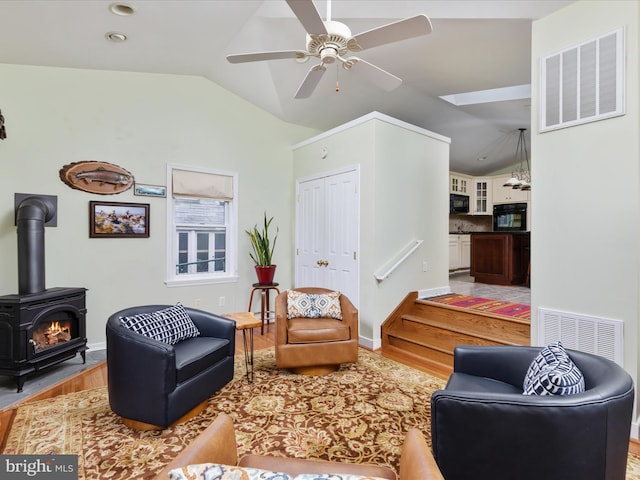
[492, 175, 530, 204]
[470, 232, 530, 285]
[472, 177, 492, 215]
[450, 173, 471, 194]
[449, 234, 471, 271]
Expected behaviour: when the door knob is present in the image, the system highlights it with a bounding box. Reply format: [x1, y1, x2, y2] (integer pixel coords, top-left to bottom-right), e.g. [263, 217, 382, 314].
[316, 259, 329, 267]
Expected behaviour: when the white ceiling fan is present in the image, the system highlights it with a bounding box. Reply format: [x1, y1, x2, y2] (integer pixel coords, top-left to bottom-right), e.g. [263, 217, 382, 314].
[226, 0, 433, 98]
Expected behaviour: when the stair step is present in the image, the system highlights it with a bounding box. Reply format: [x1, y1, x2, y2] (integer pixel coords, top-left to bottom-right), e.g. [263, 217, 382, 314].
[384, 336, 454, 371]
[380, 291, 531, 375]
[381, 345, 452, 380]
[399, 313, 528, 346]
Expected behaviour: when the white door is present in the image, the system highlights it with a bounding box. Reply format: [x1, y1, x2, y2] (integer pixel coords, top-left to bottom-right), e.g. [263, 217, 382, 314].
[295, 169, 359, 306]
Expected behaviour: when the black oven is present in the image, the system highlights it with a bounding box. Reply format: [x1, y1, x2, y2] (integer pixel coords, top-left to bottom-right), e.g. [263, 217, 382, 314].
[450, 194, 469, 214]
[493, 203, 527, 231]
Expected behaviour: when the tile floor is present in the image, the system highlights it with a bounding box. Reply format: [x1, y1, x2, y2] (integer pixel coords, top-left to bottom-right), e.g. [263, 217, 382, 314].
[0, 349, 106, 410]
[449, 271, 531, 305]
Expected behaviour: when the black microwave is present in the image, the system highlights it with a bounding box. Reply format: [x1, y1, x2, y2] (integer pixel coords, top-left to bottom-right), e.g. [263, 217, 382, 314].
[450, 194, 469, 213]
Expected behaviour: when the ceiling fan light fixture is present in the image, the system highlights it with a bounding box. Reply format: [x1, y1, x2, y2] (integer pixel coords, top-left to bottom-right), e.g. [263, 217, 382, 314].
[229, 0, 432, 98]
[320, 47, 338, 64]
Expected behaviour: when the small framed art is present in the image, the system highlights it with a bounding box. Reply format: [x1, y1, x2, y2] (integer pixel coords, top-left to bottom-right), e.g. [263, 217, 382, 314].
[89, 201, 150, 238]
[134, 183, 166, 197]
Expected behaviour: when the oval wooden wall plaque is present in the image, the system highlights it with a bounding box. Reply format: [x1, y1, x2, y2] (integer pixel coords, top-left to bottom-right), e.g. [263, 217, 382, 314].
[59, 161, 134, 195]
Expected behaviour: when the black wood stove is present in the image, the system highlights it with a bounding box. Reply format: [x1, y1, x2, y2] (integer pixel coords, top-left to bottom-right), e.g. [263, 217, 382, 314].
[0, 195, 87, 392]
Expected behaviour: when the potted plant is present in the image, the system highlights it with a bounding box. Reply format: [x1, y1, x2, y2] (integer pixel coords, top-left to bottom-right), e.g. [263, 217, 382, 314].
[246, 212, 279, 284]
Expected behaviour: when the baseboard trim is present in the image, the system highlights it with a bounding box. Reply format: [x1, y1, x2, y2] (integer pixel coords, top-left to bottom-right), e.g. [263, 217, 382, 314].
[418, 286, 452, 299]
[359, 336, 380, 351]
[87, 342, 106, 352]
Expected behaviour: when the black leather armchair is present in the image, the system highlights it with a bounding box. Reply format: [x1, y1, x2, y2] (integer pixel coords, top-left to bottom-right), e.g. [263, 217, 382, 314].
[106, 305, 235, 429]
[431, 345, 634, 480]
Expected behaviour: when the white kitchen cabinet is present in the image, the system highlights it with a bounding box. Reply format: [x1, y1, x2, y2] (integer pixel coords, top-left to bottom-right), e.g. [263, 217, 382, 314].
[449, 235, 460, 270]
[450, 173, 471, 194]
[492, 175, 530, 204]
[472, 177, 492, 215]
[460, 235, 471, 268]
[449, 234, 471, 271]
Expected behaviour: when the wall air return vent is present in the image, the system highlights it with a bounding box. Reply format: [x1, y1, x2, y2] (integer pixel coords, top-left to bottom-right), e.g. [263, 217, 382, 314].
[538, 307, 623, 366]
[540, 27, 625, 132]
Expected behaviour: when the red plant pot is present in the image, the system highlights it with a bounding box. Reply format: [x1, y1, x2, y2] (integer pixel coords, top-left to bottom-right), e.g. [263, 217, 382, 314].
[255, 265, 277, 285]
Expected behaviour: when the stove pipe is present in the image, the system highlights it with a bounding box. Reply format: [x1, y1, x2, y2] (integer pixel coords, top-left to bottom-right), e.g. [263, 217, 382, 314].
[16, 196, 56, 295]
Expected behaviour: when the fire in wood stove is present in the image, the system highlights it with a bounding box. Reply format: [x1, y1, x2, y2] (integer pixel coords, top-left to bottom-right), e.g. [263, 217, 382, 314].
[32, 319, 73, 351]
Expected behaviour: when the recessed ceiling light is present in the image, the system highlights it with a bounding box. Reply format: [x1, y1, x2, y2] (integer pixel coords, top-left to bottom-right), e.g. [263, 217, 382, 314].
[109, 3, 135, 16]
[105, 31, 127, 42]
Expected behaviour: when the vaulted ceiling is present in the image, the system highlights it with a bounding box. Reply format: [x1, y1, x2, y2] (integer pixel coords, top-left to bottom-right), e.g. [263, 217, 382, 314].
[0, 0, 574, 174]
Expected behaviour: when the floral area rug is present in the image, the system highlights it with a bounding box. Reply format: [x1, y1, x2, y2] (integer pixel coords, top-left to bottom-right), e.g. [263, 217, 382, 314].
[426, 293, 531, 320]
[2, 348, 445, 479]
[4, 347, 640, 480]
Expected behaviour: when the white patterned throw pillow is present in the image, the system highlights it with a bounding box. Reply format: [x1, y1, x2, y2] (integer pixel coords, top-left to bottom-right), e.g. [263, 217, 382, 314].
[153, 303, 200, 344]
[287, 290, 342, 320]
[295, 475, 388, 480]
[168, 464, 388, 480]
[120, 311, 174, 344]
[523, 341, 585, 395]
[120, 303, 200, 345]
[169, 463, 292, 480]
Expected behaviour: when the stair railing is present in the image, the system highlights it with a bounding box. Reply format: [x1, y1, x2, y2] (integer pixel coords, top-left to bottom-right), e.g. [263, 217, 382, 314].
[374, 239, 424, 282]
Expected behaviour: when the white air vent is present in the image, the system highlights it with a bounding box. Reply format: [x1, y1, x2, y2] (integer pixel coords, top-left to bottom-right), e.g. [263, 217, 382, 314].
[540, 27, 625, 132]
[538, 308, 623, 366]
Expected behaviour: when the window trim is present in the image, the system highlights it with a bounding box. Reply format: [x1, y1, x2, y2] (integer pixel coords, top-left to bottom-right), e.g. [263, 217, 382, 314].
[165, 163, 239, 286]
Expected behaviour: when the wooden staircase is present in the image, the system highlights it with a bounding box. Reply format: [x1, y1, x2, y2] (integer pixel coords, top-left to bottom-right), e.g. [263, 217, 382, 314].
[381, 291, 530, 378]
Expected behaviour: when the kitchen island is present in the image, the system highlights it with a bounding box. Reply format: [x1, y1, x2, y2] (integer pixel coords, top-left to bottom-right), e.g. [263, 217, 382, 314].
[470, 232, 530, 286]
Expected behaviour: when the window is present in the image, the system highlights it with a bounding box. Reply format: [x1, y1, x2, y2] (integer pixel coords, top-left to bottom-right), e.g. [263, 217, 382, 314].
[166, 165, 238, 286]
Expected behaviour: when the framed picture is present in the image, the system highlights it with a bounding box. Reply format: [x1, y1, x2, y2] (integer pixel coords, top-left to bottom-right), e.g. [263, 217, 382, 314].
[134, 183, 166, 198]
[89, 201, 150, 238]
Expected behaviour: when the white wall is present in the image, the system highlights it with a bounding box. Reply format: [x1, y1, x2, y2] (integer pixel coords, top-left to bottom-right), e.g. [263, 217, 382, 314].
[292, 113, 450, 345]
[0, 64, 318, 350]
[531, 0, 640, 428]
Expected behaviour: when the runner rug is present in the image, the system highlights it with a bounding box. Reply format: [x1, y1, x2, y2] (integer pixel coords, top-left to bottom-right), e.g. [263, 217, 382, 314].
[426, 293, 531, 321]
[2, 348, 445, 480]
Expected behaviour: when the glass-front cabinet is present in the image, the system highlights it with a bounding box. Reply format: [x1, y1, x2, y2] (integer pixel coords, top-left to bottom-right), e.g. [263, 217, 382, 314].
[472, 177, 492, 215]
[450, 173, 470, 194]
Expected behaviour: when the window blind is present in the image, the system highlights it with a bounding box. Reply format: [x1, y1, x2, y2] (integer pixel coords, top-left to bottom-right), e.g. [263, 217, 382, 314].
[172, 169, 233, 200]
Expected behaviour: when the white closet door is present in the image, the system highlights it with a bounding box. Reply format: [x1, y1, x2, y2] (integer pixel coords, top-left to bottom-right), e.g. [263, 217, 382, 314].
[295, 169, 359, 307]
[296, 177, 325, 289]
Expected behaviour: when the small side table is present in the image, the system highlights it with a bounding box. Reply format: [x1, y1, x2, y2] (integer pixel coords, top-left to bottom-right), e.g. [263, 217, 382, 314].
[223, 311, 262, 383]
[248, 283, 280, 334]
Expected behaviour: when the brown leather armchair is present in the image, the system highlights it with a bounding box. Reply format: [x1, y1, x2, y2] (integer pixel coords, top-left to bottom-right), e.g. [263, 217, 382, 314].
[275, 287, 359, 374]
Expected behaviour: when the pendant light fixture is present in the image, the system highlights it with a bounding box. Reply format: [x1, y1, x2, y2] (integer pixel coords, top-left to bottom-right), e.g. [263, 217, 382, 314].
[503, 128, 531, 191]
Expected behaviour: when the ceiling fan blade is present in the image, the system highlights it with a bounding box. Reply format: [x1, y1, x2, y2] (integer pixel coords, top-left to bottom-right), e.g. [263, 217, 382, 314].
[346, 57, 402, 91]
[286, 0, 328, 35]
[295, 64, 326, 99]
[227, 50, 308, 64]
[350, 15, 432, 51]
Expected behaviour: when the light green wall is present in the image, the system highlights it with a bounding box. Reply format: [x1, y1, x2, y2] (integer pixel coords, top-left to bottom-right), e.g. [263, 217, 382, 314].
[531, 0, 640, 428]
[293, 114, 450, 345]
[0, 63, 318, 349]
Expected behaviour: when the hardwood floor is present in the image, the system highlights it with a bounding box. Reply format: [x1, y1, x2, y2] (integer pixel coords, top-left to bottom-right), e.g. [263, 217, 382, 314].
[2, 321, 639, 457]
